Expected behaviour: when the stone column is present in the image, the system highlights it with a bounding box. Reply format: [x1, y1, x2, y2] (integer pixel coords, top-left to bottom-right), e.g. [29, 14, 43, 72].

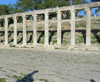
[45, 11, 49, 45]
[86, 8, 91, 46]
[13, 16, 17, 45]
[70, 9, 75, 46]
[22, 15, 27, 45]
[4, 17, 8, 45]
[33, 13, 37, 45]
[57, 9, 61, 46]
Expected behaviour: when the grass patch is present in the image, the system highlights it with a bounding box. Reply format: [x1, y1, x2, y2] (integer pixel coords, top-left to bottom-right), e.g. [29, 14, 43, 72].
[0, 78, 6, 82]
[0, 67, 3, 69]
[42, 34, 45, 37]
[29, 40, 33, 43]
[53, 40, 57, 44]
[11, 45, 16, 47]
[91, 36, 96, 39]
[76, 20, 86, 28]
[20, 73, 27, 76]
[79, 41, 84, 43]
[38, 27, 43, 29]
[39, 79, 49, 82]
[13, 75, 23, 80]
[78, 36, 84, 39]
[91, 41, 98, 43]
[40, 41, 44, 44]
[31, 79, 49, 82]
[10, 70, 17, 73]
[49, 26, 53, 28]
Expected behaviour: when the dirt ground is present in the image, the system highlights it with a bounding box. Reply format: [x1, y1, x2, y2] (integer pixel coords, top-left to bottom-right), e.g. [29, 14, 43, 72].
[0, 48, 100, 82]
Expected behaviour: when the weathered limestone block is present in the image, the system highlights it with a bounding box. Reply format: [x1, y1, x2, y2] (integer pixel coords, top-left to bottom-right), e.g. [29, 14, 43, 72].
[34, 44, 44, 49]
[44, 45, 55, 50]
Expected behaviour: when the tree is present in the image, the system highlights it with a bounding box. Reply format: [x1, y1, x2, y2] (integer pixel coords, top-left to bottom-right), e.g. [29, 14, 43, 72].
[91, 0, 100, 2]
[0, 5, 9, 15]
[0, 5, 9, 26]
[14, 0, 88, 12]
[14, 0, 35, 12]
[91, 0, 100, 16]
[14, 0, 70, 11]
[7, 3, 17, 15]
[71, 0, 87, 5]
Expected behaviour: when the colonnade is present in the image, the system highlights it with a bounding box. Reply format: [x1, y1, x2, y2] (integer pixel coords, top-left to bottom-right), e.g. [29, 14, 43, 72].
[0, 6, 93, 48]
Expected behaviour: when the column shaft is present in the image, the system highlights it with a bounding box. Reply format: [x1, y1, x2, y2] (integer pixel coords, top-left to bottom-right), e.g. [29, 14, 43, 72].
[5, 17, 8, 45]
[86, 8, 91, 46]
[22, 15, 27, 45]
[14, 16, 17, 45]
[33, 14, 37, 45]
[45, 12, 49, 45]
[57, 10, 61, 45]
[70, 9, 75, 46]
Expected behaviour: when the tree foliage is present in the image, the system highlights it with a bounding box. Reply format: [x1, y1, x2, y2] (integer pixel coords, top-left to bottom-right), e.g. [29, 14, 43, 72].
[72, 0, 87, 5]
[14, 0, 34, 12]
[91, 0, 100, 2]
[14, 0, 70, 11]
[0, 5, 9, 15]
[0, 0, 96, 15]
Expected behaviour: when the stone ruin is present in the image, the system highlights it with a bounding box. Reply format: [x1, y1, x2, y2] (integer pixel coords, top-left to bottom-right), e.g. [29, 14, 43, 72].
[0, 2, 100, 51]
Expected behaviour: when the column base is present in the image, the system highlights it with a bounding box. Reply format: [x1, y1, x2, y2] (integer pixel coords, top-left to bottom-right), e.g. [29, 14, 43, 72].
[2, 44, 10, 47]
[55, 45, 62, 49]
[84, 45, 91, 49]
[33, 43, 37, 46]
[13, 43, 17, 46]
[43, 45, 55, 50]
[34, 44, 44, 49]
[21, 44, 27, 47]
[68, 45, 75, 49]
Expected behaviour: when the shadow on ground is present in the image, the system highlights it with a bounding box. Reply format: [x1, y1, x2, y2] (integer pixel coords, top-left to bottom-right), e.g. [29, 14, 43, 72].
[16, 70, 39, 82]
[90, 79, 96, 82]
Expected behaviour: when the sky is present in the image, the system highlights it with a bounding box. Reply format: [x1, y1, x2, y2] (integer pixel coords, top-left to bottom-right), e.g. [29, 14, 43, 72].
[0, 0, 17, 5]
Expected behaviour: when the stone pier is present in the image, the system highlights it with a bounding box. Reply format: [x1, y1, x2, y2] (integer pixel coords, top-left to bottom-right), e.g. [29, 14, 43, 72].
[22, 15, 27, 45]
[57, 8, 62, 46]
[13, 16, 17, 45]
[45, 11, 49, 45]
[0, 2, 100, 50]
[4, 17, 8, 45]
[33, 12, 37, 45]
[86, 8, 91, 46]
[70, 9, 75, 47]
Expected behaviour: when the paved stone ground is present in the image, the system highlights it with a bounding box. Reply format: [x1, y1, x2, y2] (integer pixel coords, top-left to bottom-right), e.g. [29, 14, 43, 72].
[0, 48, 100, 82]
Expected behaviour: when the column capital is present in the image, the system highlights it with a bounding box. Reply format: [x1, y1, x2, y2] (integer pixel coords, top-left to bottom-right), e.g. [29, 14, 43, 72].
[4, 16, 8, 20]
[32, 14, 37, 17]
[13, 16, 18, 20]
[70, 9, 76, 13]
[57, 7, 61, 14]
[84, 7, 92, 11]
[45, 11, 49, 15]
[22, 15, 26, 18]
[57, 10, 61, 14]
